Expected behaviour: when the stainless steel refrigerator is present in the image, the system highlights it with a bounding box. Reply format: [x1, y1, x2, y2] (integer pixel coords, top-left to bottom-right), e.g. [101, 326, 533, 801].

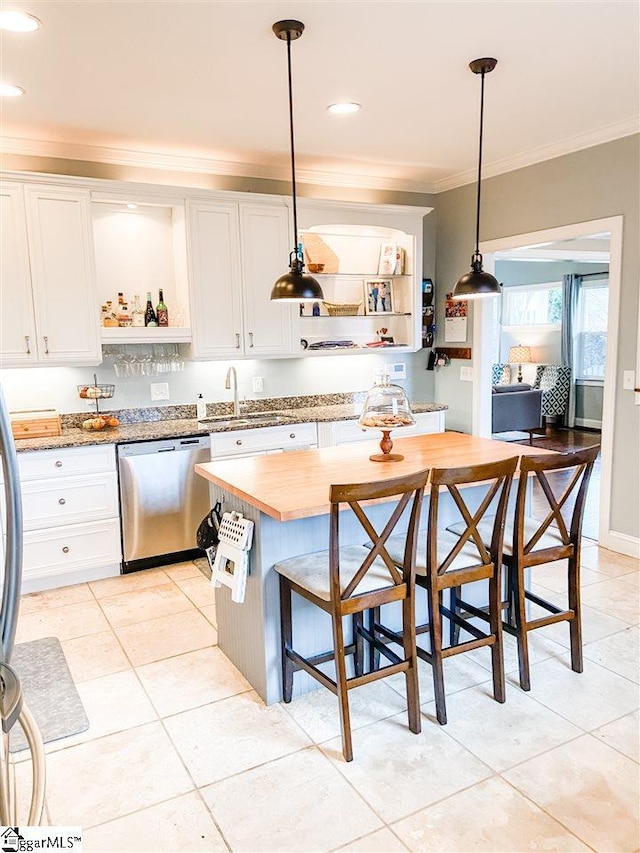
[0, 385, 46, 825]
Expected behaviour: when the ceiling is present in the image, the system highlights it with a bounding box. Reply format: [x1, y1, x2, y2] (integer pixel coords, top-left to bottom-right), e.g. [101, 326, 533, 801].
[1, 1, 638, 193]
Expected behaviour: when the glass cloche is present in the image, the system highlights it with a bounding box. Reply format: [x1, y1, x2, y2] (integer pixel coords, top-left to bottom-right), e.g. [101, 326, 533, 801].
[358, 372, 415, 462]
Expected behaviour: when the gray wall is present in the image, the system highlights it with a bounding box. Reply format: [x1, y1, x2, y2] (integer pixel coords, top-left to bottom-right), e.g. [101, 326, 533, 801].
[434, 134, 640, 540]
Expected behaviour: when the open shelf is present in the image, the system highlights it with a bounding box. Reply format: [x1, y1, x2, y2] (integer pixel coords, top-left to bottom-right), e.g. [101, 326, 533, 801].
[100, 327, 192, 344]
[300, 313, 411, 320]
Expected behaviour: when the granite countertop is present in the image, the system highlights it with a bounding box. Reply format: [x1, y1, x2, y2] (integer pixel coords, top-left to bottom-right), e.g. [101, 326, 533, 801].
[14, 399, 448, 453]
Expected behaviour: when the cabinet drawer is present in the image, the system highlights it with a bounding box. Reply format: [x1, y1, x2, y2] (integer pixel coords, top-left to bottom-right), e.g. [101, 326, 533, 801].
[15, 472, 118, 531]
[19, 518, 121, 579]
[210, 422, 317, 456]
[16, 444, 116, 481]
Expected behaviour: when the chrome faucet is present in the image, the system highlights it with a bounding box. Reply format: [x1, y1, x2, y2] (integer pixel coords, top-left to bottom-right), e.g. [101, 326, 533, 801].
[225, 366, 240, 417]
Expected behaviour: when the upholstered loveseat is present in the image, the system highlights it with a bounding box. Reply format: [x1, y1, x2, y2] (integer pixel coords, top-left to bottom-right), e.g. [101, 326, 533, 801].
[492, 363, 571, 420]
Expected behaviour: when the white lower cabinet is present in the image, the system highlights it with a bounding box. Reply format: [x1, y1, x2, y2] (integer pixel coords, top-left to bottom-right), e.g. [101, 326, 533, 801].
[4, 445, 121, 592]
[317, 410, 445, 447]
[21, 518, 121, 586]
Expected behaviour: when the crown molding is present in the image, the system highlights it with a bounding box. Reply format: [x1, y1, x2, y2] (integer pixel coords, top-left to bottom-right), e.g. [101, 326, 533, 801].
[433, 117, 640, 193]
[0, 136, 437, 195]
[2, 116, 637, 197]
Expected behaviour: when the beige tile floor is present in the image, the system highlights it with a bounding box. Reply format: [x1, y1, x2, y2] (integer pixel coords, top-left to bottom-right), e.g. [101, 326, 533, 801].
[8, 543, 639, 853]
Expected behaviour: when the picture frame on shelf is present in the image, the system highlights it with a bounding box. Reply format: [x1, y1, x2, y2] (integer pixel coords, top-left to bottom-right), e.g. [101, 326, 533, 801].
[364, 279, 394, 314]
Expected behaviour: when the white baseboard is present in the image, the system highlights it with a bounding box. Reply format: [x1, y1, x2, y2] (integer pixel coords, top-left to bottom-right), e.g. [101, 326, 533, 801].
[598, 529, 640, 558]
[575, 417, 602, 430]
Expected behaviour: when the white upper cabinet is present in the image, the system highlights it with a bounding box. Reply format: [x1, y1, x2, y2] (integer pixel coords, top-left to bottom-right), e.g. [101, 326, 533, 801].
[0, 184, 37, 366]
[0, 182, 101, 368]
[187, 201, 244, 359]
[188, 199, 293, 359]
[240, 204, 293, 356]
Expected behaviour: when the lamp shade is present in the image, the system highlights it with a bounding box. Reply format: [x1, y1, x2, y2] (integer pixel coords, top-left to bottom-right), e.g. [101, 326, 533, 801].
[270, 257, 323, 301]
[508, 345, 532, 364]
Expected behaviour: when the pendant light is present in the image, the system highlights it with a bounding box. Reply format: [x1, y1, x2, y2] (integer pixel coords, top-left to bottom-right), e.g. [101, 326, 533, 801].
[451, 57, 501, 300]
[270, 20, 323, 302]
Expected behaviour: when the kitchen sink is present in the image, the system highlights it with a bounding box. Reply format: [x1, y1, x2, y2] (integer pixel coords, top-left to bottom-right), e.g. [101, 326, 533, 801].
[197, 411, 296, 429]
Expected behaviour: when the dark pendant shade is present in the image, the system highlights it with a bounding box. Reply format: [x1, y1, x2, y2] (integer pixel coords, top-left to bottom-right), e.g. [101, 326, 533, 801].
[270, 19, 324, 303]
[271, 252, 323, 301]
[453, 252, 501, 299]
[452, 57, 501, 301]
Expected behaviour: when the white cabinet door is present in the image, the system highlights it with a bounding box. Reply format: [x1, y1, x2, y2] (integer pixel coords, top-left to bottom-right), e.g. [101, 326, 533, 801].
[240, 203, 294, 356]
[0, 185, 38, 367]
[188, 201, 244, 359]
[25, 185, 101, 365]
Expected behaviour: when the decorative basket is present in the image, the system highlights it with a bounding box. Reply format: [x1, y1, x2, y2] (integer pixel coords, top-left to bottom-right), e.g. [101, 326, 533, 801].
[77, 383, 115, 400]
[322, 301, 362, 317]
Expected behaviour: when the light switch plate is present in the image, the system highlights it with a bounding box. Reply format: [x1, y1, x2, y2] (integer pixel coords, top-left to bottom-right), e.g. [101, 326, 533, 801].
[253, 376, 264, 393]
[623, 370, 635, 390]
[460, 366, 473, 382]
[150, 382, 170, 401]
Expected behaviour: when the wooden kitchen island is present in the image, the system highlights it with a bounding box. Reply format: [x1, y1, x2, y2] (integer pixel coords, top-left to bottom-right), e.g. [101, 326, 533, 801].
[195, 432, 550, 704]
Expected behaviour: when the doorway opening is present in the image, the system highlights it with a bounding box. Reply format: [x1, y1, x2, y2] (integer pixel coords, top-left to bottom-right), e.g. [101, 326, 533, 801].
[472, 216, 623, 548]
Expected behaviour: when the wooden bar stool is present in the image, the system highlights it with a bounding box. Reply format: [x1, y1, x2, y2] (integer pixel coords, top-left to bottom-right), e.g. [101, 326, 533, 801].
[450, 446, 599, 691]
[275, 468, 429, 762]
[370, 457, 518, 726]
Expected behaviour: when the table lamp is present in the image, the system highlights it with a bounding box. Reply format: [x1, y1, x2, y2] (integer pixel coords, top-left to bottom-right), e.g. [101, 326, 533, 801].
[508, 345, 532, 383]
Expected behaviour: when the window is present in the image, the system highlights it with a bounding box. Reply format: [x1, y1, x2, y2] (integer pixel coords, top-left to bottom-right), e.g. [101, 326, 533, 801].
[576, 282, 608, 380]
[501, 282, 562, 326]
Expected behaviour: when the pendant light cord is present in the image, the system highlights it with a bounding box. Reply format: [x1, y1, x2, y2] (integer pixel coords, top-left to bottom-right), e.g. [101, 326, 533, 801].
[285, 33, 300, 261]
[473, 69, 487, 260]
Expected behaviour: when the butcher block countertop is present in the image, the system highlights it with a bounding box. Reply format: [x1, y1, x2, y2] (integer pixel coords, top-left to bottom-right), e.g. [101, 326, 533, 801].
[195, 431, 553, 522]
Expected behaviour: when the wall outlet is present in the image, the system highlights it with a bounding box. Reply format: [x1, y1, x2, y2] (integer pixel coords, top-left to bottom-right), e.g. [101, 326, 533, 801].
[460, 366, 473, 382]
[623, 370, 635, 390]
[385, 363, 407, 380]
[252, 376, 264, 393]
[150, 382, 170, 401]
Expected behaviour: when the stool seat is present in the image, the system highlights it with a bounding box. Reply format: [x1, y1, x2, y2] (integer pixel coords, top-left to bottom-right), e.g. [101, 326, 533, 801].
[275, 545, 395, 601]
[385, 530, 489, 577]
[447, 517, 567, 557]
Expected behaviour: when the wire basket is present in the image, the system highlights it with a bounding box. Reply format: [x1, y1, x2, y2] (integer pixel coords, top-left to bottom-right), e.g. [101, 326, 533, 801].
[77, 383, 115, 400]
[322, 301, 362, 317]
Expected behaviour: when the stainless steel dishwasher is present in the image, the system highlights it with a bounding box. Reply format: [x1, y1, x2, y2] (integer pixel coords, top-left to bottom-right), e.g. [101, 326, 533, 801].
[117, 435, 211, 573]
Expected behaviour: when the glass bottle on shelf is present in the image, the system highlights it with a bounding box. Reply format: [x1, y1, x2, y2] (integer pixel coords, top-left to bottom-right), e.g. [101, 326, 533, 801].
[130, 295, 144, 327]
[117, 302, 131, 327]
[156, 289, 169, 327]
[144, 292, 158, 327]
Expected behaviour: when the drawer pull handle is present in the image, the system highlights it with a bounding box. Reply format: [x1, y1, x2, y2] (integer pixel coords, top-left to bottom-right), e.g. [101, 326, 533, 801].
[236, 439, 243, 446]
[25, 335, 30, 354]
[62, 546, 69, 554]
[58, 498, 66, 505]
[55, 460, 63, 468]
[43, 335, 49, 355]
[289, 433, 296, 439]
[235, 333, 241, 349]
[249, 332, 254, 348]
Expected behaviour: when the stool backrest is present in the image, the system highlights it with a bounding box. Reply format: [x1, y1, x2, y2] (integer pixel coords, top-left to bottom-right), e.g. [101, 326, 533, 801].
[515, 445, 599, 558]
[428, 457, 518, 576]
[329, 468, 430, 601]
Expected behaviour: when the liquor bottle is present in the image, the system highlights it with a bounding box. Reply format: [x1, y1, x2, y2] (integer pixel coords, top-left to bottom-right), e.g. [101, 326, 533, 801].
[130, 295, 144, 327]
[117, 302, 131, 327]
[144, 292, 158, 327]
[156, 289, 169, 327]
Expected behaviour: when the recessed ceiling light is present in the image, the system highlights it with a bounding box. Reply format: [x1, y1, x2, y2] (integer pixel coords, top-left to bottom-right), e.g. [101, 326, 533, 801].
[327, 102, 361, 115]
[0, 83, 25, 97]
[0, 11, 41, 32]
[126, 202, 138, 209]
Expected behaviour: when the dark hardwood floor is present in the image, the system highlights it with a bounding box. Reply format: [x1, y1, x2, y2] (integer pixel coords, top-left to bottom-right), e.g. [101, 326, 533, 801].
[514, 426, 601, 541]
